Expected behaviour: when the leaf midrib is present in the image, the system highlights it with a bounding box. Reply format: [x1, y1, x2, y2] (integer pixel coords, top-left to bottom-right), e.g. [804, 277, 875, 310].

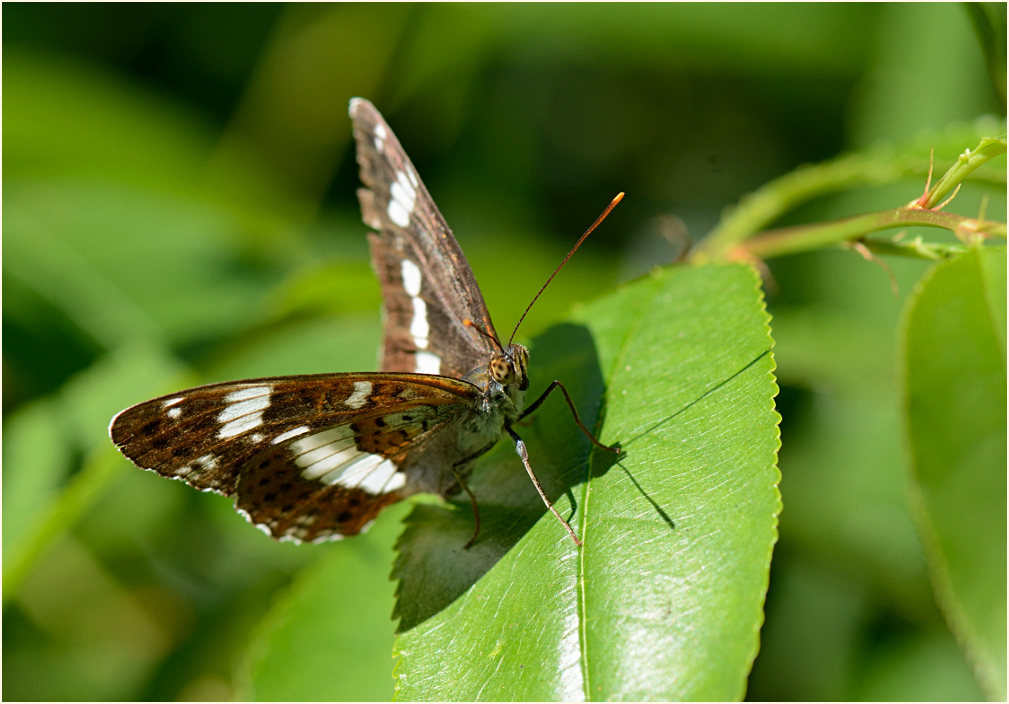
[575, 274, 659, 701]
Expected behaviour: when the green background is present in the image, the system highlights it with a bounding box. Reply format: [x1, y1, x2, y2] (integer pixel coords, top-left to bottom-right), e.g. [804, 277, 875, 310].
[3, 4, 1004, 700]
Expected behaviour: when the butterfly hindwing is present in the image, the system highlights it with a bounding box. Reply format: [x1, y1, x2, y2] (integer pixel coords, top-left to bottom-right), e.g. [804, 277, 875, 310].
[350, 98, 501, 378]
[234, 408, 453, 542]
[110, 373, 481, 541]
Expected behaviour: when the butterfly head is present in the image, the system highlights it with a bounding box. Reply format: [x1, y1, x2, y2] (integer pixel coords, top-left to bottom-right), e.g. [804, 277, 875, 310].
[489, 343, 530, 392]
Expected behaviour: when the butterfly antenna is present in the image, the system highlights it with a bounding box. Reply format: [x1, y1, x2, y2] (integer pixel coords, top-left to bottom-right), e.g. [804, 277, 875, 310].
[464, 318, 504, 352]
[507, 192, 624, 346]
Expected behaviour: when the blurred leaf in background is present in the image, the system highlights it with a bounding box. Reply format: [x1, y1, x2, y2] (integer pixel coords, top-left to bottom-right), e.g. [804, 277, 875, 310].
[2, 3, 1004, 701]
[901, 246, 1007, 700]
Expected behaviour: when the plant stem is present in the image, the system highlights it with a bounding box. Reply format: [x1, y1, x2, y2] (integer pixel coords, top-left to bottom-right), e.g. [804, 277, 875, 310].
[696, 134, 1006, 263]
[693, 146, 926, 262]
[735, 207, 1006, 261]
[858, 238, 970, 262]
[920, 137, 1007, 209]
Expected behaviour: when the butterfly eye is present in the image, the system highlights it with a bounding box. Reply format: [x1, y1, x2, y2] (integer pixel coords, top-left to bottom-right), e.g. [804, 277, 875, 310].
[489, 348, 530, 390]
[488, 354, 512, 384]
[507, 344, 530, 391]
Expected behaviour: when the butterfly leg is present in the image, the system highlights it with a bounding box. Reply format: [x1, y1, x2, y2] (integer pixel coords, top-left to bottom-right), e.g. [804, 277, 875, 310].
[449, 440, 498, 549]
[519, 380, 619, 453]
[506, 425, 583, 547]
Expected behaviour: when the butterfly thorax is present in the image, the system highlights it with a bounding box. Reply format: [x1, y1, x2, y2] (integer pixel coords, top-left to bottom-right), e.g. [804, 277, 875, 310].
[384, 343, 529, 499]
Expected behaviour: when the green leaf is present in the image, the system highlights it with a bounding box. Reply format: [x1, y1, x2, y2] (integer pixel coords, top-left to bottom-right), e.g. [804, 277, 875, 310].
[2, 343, 187, 598]
[965, 2, 1008, 106]
[238, 502, 411, 702]
[392, 264, 780, 701]
[847, 4, 999, 146]
[900, 245, 1007, 699]
[3, 180, 282, 349]
[2, 401, 74, 557]
[852, 628, 986, 701]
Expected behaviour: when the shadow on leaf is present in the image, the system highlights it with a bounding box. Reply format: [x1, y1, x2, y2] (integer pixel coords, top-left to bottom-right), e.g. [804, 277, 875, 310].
[391, 322, 620, 632]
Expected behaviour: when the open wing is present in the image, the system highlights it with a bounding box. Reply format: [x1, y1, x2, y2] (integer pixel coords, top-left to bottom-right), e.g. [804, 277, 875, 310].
[109, 372, 479, 542]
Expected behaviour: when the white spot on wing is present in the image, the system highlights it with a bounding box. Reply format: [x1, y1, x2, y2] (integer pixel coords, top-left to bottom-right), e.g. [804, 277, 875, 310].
[328, 455, 406, 493]
[301, 444, 360, 479]
[289, 426, 407, 493]
[272, 425, 311, 444]
[387, 170, 417, 227]
[415, 351, 441, 375]
[388, 200, 410, 227]
[196, 455, 218, 470]
[401, 258, 431, 352]
[178, 453, 218, 477]
[290, 427, 359, 479]
[401, 259, 422, 296]
[218, 414, 264, 439]
[164, 397, 184, 419]
[346, 381, 372, 409]
[217, 385, 272, 438]
[410, 296, 430, 348]
[373, 122, 387, 151]
[292, 427, 355, 454]
[224, 386, 273, 403]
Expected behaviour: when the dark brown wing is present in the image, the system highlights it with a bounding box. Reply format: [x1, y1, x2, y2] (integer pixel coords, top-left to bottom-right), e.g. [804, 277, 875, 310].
[109, 372, 479, 542]
[350, 98, 500, 379]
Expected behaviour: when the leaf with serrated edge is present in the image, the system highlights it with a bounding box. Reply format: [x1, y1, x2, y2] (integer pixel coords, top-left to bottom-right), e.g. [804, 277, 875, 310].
[392, 263, 781, 701]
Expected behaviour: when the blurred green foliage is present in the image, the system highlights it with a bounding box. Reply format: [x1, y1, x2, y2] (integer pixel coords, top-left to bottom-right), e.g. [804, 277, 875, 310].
[901, 246, 1007, 698]
[3, 3, 1005, 701]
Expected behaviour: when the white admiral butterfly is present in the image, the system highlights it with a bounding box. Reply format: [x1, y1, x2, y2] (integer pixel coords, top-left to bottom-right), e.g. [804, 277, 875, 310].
[109, 98, 619, 547]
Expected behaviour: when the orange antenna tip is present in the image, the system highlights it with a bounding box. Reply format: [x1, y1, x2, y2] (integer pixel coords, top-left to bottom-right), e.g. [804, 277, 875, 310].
[507, 191, 624, 346]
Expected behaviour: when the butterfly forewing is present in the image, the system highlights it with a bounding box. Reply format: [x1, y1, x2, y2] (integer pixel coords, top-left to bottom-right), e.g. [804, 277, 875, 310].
[110, 373, 480, 541]
[350, 98, 500, 378]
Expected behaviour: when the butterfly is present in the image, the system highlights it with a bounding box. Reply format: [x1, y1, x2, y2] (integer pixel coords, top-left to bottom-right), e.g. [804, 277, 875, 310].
[109, 98, 619, 547]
